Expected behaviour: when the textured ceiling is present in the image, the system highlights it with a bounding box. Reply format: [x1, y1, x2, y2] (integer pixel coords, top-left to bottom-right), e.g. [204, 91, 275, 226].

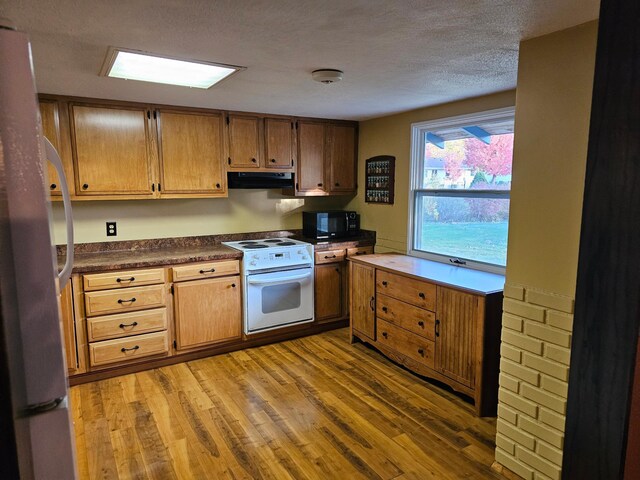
[1, 0, 599, 120]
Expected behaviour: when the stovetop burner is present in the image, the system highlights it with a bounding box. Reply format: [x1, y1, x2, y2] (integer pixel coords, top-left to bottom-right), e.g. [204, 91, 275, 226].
[239, 241, 258, 245]
[263, 239, 284, 243]
[277, 241, 296, 246]
[243, 244, 269, 249]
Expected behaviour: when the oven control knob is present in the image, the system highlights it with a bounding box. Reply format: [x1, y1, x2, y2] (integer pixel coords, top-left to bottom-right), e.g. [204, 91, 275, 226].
[250, 261, 257, 266]
[252, 254, 260, 259]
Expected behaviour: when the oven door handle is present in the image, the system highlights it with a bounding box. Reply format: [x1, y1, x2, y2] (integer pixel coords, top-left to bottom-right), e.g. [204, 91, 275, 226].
[248, 271, 313, 285]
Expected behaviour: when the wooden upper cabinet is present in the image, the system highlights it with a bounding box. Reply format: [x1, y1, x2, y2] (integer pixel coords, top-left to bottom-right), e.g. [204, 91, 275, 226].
[265, 117, 294, 169]
[350, 262, 375, 341]
[157, 110, 226, 196]
[327, 124, 357, 193]
[70, 104, 154, 196]
[39, 99, 75, 197]
[227, 114, 261, 168]
[435, 287, 479, 388]
[296, 121, 326, 193]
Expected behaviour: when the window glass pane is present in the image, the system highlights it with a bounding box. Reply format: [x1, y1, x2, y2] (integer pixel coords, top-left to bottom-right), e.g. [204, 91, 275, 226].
[415, 195, 510, 266]
[422, 133, 513, 190]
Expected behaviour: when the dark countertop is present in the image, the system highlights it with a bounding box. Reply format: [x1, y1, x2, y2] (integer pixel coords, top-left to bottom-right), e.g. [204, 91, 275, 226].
[59, 229, 376, 274]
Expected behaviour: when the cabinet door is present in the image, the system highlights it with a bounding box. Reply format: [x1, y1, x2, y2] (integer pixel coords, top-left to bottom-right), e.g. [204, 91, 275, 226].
[174, 276, 241, 350]
[435, 287, 478, 388]
[60, 284, 78, 375]
[265, 117, 294, 169]
[71, 104, 154, 196]
[157, 110, 226, 196]
[315, 263, 344, 323]
[228, 114, 261, 168]
[296, 121, 326, 193]
[39, 100, 75, 197]
[327, 124, 357, 193]
[350, 262, 375, 341]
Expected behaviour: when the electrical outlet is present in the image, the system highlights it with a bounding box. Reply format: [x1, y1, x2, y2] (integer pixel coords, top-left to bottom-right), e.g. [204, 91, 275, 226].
[106, 221, 117, 237]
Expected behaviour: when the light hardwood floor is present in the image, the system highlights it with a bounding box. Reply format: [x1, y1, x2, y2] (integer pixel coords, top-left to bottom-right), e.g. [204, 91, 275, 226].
[70, 328, 502, 479]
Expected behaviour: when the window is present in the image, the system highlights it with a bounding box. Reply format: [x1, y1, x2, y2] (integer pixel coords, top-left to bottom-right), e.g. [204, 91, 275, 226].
[408, 107, 515, 273]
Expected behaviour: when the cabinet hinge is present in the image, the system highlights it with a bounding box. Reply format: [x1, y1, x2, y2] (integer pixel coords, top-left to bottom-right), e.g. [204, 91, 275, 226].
[146, 111, 151, 119]
[295, 121, 298, 129]
[226, 116, 230, 125]
[291, 121, 294, 130]
[158, 183, 161, 192]
[151, 183, 155, 192]
[228, 157, 231, 165]
[173, 340, 177, 349]
[170, 285, 174, 294]
[295, 182, 299, 191]
[291, 159, 294, 167]
[153, 110, 157, 119]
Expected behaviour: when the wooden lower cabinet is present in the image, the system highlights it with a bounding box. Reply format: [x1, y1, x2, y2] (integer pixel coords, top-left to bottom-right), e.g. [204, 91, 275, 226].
[349, 262, 375, 341]
[314, 262, 345, 323]
[60, 283, 79, 375]
[349, 255, 503, 416]
[173, 275, 241, 350]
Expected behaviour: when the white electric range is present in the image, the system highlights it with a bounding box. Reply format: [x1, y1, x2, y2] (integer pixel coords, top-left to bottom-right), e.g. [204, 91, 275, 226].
[222, 238, 314, 335]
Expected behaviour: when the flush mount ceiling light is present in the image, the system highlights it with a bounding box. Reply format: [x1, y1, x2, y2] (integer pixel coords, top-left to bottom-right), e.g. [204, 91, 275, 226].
[100, 47, 245, 89]
[312, 69, 344, 84]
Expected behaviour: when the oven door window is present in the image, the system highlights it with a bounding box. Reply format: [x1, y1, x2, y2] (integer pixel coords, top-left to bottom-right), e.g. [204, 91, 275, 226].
[261, 283, 301, 314]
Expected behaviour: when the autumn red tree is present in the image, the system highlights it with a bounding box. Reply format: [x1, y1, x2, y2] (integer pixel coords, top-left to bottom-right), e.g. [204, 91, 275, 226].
[464, 133, 514, 183]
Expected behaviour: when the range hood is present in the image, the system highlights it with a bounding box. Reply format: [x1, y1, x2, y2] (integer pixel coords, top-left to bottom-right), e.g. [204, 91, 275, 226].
[227, 172, 294, 189]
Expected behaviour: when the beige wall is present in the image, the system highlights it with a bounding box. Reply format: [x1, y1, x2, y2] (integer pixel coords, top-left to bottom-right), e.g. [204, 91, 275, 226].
[347, 90, 517, 253]
[505, 22, 597, 297]
[495, 21, 597, 480]
[51, 190, 351, 244]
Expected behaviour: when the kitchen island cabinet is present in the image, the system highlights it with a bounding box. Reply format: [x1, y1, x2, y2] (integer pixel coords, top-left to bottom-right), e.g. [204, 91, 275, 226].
[349, 254, 504, 416]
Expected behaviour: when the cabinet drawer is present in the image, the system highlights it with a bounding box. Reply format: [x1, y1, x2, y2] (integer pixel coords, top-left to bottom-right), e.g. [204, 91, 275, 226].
[89, 331, 169, 367]
[315, 248, 346, 264]
[377, 294, 436, 341]
[376, 270, 436, 311]
[87, 308, 167, 342]
[172, 260, 239, 282]
[376, 318, 435, 369]
[347, 246, 374, 257]
[83, 268, 165, 291]
[84, 284, 166, 317]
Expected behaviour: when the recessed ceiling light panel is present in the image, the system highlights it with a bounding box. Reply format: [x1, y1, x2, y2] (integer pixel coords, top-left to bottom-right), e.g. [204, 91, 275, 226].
[101, 47, 244, 89]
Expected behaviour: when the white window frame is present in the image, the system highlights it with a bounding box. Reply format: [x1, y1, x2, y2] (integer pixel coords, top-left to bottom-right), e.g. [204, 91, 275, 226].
[407, 106, 515, 275]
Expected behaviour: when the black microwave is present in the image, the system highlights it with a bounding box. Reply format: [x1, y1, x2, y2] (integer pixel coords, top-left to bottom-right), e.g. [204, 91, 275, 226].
[303, 211, 360, 239]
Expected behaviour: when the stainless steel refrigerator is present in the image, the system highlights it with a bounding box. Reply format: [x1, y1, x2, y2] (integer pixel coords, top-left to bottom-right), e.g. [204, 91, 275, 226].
[0, 22, 77, 479]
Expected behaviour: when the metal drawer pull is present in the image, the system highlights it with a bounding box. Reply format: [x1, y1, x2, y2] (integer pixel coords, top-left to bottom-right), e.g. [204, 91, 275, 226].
[199, 268, 216, 274]
[381, 306, 388, 313]
[50, 183, 57, 190]
[317, 183, 323, 187]
[382, 281, 388, 286]
[435, 319, 440, 337]
[418, 292, 426, 299]
[251, 158, 257, 163]
[231, 283, 236, 288]
[117, 297, 137, 304]
[418, 348, 425, 357]
[121, 345, 140, 352]
[116, 276, 135, 283]
[324, 255, 337, 259]
[270, 158, 276, 163]
[382, 331, 388, 338]
[119, 321, 139, 329]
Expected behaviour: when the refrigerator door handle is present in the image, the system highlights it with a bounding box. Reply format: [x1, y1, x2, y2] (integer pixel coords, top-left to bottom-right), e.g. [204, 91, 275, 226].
[44, 138, 74, 289]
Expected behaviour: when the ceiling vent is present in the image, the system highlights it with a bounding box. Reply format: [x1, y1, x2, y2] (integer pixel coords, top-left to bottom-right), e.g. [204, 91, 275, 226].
[312, 69, 344, 84]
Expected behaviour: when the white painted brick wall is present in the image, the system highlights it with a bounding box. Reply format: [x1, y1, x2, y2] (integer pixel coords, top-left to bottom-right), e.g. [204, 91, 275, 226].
[495, 284, 573, 480]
